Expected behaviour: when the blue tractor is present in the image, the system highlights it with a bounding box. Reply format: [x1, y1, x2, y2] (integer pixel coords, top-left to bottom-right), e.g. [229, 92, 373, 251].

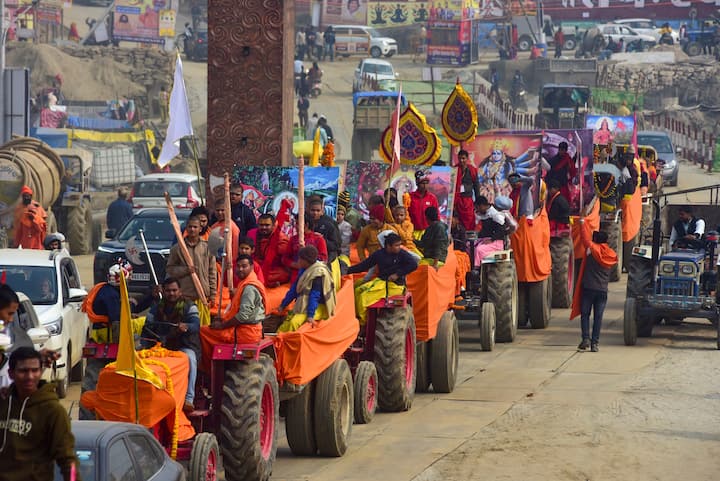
[624, 194, 720, 349]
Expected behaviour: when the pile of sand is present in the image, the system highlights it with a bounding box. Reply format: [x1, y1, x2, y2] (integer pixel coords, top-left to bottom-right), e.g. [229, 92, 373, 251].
[6, 43, 145, 100]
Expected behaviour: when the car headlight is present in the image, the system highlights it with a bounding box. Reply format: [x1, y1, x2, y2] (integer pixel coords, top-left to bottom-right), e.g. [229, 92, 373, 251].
[661, 263, 674, 274]
[45, 317, 63, 335]
[664, 160, 676, 168]
[382, 39, 390, 45]
[98, 246, 115, 253]
[679, 263, 695, 276]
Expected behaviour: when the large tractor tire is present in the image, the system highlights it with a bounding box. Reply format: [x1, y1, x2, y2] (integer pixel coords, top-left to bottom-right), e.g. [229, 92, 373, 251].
[550, 237, 574, 308]
[528, 277, 551, 329]
[626, 255, 653, 299]
[622, 236, 637, 275]
[314, 359, 353, 457]
[414, 341, 431, 393]
[285, 382, 317, 456]
[479, 302, 496, 352]
[189, 433, 219, 481]
[602, 220, 623, 282]
[685, 41, 702, 57]
[623, 297, 638, 346]
[430, 311, 459, 393]
[517, 282, 529, 328]
[67, 197, 93, 255]
[374, 306, 416, 412]
[221, 355, 279, 481]
[353, 361, 378, 424]
[486, 260, 518, 342]
[79, 358, 107, 420]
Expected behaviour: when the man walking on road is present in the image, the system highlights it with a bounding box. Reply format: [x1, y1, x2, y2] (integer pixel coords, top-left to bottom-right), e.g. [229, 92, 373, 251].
[106, 187, 133, 232]
[575, 216, 618, 352]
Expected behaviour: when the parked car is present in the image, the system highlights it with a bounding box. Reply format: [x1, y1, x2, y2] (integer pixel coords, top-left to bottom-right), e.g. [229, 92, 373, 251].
[0, 249, 89, 398]
[597, 23, 657, 48]
[131, 173, 204, 210]
[637, 130, 680, 186]
[332, 24, 398, 58]
[0, 296, 51, 386]
[186, 28, 208, 61]
[613, 18, 679, 44]
[94, 208, 191, 295]
[353, 58, 398, 92]
[53, 421, 185, 481]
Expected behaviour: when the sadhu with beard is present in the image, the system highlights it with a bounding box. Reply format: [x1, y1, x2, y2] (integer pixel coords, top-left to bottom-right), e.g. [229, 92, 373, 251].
[14, 185, 47, 249]
[247, 210, 290, 287]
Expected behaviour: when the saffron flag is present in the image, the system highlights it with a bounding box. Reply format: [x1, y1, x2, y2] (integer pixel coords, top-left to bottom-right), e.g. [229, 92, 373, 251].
[388, 84, 403, 179]
[115, 270, 163, 389]
[310, 126, 321, 167]
[157, 54, 194, 168]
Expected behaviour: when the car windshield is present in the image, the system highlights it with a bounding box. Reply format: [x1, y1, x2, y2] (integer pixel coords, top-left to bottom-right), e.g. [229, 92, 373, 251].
[133, 180, 191, 198]
[637, 135, 673, 153]
[364, 63, 394, 75]
[118, 216, 182, 243]
[633, 21, 653, 29]
[0, 266, 56, 305]
[542, 87, 590, 108]
[54, 449, 96, 481]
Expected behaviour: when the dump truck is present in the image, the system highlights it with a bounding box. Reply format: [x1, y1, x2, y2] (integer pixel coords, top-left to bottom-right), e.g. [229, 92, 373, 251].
[351, 91, 406, 162]
[0, 137, 98, 254]
[537, 84, 592, 130]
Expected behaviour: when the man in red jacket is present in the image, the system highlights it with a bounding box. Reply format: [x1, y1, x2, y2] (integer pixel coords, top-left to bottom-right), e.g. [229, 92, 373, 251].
[408, 169, 439, 232]
[454, 149, 481, 230]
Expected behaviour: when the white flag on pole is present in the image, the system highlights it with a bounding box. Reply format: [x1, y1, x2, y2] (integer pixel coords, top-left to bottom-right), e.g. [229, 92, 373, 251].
[157, 55, 194, 168]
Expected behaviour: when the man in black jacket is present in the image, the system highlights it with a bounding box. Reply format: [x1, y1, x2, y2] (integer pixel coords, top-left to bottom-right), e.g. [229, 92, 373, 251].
[670, 205, 705, 250]
[347, 233, 418, 285]
[230, 184, 257, 237]
[308, 197, 341, 263]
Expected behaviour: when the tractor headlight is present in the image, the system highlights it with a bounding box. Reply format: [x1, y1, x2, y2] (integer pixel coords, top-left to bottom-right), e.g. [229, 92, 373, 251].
[679, 263, 695, 276]
[661, 263, 674, 274]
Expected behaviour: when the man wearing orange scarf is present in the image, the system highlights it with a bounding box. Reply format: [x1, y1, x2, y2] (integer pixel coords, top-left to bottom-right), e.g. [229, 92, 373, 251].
[572, 216, 618, 352]
[199, 254, 266, 369]
[14, 185, 47, 249]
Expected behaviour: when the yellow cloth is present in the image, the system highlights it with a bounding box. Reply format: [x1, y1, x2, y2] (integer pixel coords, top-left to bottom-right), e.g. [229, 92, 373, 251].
[278, 304, 329, 332]
[354, 278, 404, 323]
[115, 272, 163, 389]
[330, 258, 341, 293]
[419, 258, 445, 267]
[89, 317, 146, 344]
[197, 302, 211, 327]
[412, 229, 425, 240]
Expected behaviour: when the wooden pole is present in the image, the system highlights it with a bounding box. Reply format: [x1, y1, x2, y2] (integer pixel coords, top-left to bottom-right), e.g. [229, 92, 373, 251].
[298, 155, 305, 247]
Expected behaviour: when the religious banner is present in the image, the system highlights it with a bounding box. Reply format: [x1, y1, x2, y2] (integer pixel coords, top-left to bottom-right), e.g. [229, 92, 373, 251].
[323, 0, 368, 26]
[114, 0, 170, 44]
[344, 161, 456, 223]
[457, 133, 543, 210]
[441, 81, 478, 146]
[368, 1, 429, 26]
[379, 103, 442, 166]
[586, 115, 634, 146]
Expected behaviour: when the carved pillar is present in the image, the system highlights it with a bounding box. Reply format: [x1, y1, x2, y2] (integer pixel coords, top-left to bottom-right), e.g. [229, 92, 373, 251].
[208, 0, 294, 175]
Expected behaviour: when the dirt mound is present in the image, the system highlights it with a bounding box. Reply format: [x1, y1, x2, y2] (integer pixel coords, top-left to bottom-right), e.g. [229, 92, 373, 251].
[6, 43, 145, 100]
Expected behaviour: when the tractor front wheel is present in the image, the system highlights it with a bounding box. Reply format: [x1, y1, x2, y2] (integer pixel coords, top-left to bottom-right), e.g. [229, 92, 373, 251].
[624, 298, 638, 346]
[353, 361, 378, 424]
[189, 433, 219, 481]
[479, 302, 496, 352]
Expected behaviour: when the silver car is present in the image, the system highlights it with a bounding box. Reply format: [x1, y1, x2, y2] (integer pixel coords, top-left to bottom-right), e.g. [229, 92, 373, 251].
[637, 131, 680, 186]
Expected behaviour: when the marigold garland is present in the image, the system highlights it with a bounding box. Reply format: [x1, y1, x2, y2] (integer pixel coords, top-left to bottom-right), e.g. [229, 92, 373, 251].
[593, 172, 617, 199]
[321, 141, 335, 167]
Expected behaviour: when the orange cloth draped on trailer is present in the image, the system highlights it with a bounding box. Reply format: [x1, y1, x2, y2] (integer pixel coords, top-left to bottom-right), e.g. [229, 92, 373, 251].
[571, 200, 600, 261]
[454, 249, 471, 295]
[407, 250, 457, 342]
[510, 208, 552, 283]
[570, 218, 619, 320]
[273, 280, 360, 385]
[620, 188, 642, 242]
[80, 354, 195, 441]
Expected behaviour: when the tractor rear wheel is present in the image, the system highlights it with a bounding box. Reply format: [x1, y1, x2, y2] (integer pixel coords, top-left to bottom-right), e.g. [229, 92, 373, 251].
[189, 433, 219, 481]
[353, 361, 377, 424]
[624, 298, 638, 346]
[314, 359, 353, 457]
[414, 341, 431, 393]
[529, 277, 551, 329]
[67, 198, 93, 255]
[626, 255, 653, 299]
[374, 306, 416, 412]
[430, 312, 459, 393]
[221, 355, 278, 481]
[550, 237, 573, 308]
[486, 260, 518, 342]
[517, 282, 528, 328]
[479, 302, 496, 352]
[285, 382, 317, 455]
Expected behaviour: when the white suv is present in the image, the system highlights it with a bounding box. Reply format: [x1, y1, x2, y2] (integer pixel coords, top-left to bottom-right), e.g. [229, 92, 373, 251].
[0, 249, 89, 398]
[131, 173, 204, 210]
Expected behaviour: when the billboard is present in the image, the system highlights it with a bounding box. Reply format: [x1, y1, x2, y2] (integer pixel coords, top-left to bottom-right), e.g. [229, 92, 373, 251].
[585, 115, 634, 145]
[323, 0, 369, 26]
[113, 0, 171, 45]
[368, 1, 429, 26]
[542, 0, 718, 22]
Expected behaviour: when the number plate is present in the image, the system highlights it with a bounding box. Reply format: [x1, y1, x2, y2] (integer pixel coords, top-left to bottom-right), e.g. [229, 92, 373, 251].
[133, 273, 151, 281]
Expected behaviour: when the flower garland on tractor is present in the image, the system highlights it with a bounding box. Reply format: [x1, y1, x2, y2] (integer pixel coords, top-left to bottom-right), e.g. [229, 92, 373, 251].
[321, 141, 335, 167]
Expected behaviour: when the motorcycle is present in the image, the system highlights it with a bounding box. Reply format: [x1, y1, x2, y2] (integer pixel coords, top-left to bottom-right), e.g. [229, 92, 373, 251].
[510, 86, 528, 111]
[310, 80, 322, 98]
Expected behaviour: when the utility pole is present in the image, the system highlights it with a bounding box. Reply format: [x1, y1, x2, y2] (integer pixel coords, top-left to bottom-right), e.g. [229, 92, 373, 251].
[0, 0, 6, 144]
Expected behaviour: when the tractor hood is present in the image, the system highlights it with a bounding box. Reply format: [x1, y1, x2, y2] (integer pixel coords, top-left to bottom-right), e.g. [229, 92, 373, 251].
[660, 250, 705, 263]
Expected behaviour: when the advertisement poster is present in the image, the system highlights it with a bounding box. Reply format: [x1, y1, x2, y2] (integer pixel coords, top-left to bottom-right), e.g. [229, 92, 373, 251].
[586, 115, 634, 145]
[323, 0, 368, 26]
[368, 1, 429, 26]
[219, 166, 340, 222]
[158, 9, 176, 37]
[114, 0, 170, 44]
[344, 161, 456, 223]
[499, 129, 595, 214]
[542, 0, 719, 23]
[456, 134, 543, 210]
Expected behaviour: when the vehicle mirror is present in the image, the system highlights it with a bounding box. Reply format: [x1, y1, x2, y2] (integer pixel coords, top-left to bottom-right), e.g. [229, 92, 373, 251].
[68, 288, 88, 303]
[105, 229, 116, 239]
[27, 327, 51, 345]
[676, 147, 682, 154]
[395, 72, 399, 78]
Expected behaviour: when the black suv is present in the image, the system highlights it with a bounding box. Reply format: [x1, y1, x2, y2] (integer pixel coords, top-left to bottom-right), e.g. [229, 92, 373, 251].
[94, 209, 190, 294]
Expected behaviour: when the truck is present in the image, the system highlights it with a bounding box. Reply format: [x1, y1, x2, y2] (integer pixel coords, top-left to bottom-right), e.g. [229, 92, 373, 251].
[0, 137, 99, 255]
[536, 84, 592, 130]
[351, 91, 406, 162]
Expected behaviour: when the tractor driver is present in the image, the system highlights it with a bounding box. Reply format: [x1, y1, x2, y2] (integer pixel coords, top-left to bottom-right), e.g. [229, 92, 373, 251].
[670, 206, 706, 250]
